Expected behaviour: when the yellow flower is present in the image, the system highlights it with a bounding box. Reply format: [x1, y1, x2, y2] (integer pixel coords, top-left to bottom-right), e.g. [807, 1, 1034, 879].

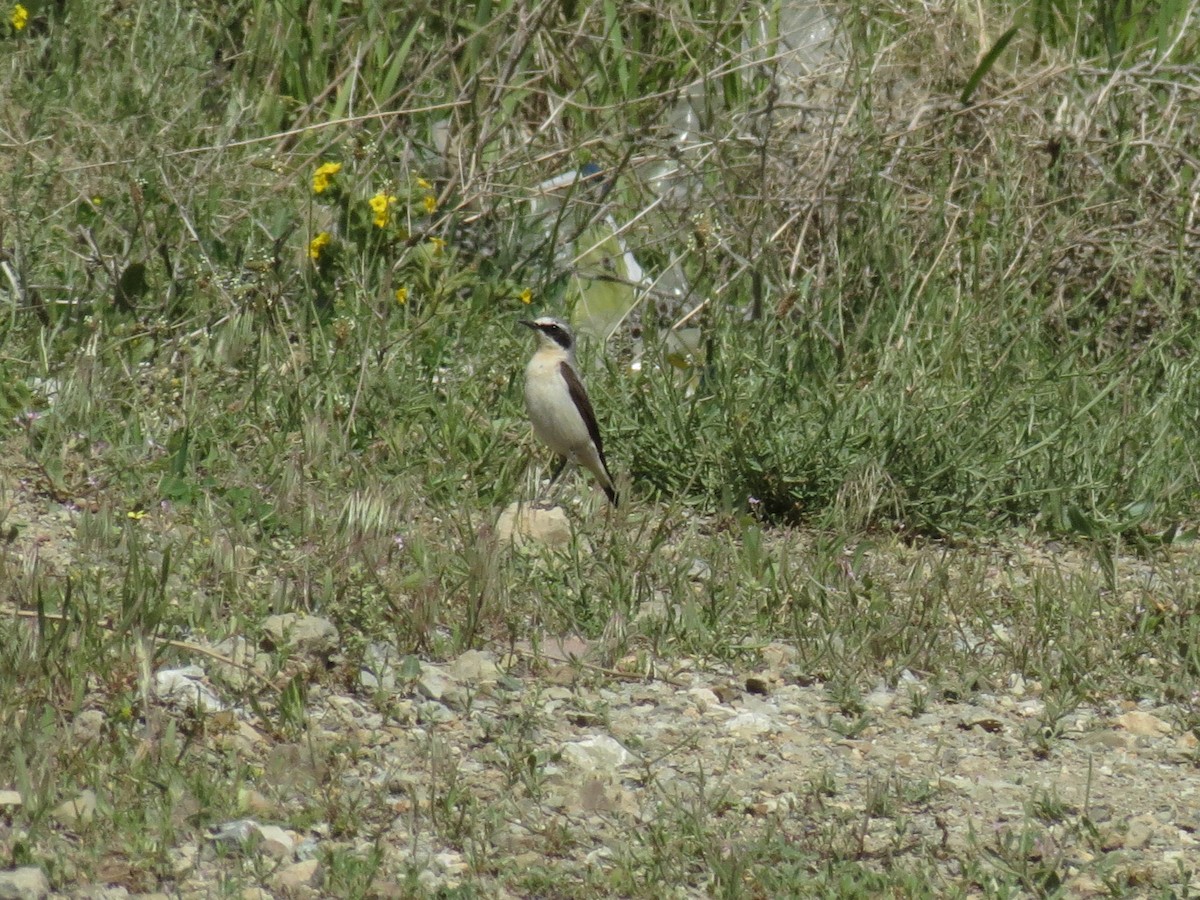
[369, 192, 397, 228]
[429, 236, 446, 256]
[415, 177, 432, 190]
[127, 509, 147, 521]
[519, 288, 533, 305]
[10, 4, 27, 30]
[394, 286, 409, 305]
[308, 231, 332, 261]
[422, 194, 437, 215]
[311, 161, 342, 195]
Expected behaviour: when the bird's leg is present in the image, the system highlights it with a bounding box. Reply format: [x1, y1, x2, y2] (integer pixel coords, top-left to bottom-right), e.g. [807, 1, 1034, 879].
[531, 456, 569, 508]
[544, 456, 573, 506]
[546, 455, 569, 488]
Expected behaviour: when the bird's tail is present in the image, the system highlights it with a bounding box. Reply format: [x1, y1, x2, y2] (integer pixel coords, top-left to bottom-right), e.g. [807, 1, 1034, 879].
[602, 481, 619, 507]
[584, 450, 619, 507]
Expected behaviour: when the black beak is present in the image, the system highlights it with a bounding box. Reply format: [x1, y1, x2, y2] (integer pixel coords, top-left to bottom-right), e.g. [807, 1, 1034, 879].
[519, 319, 538, 331]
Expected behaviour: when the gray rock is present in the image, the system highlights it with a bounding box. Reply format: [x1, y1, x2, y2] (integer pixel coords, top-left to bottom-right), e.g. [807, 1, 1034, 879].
[209, 819, 297, 859]
[271, 859, 321, 893]
[237, 788, 278, 819]
[416, 701, 456, 724]
[416, 665, 457, 702]
[211, 636, 272, 688]
[448, 649, 501, 685]
[167, 843, 198, 876]
[359, 642, 399, 691]
[262, 614, 339, 658]
[71, 709, 106, 743]
[1079, 730, 1130, 750]
[1124, 815, 1157, 850]
[0, 867, 49, 900]
[52, 789, 97, 826]
[434, 850, 468, 878]
[760, 642, 798, 669]
[210, 819, 259, 851]
[65, 888, 128, 899]
[294, 837, 321, 861]
[864, 681, 896, 711]
[255, 824, 296, 859]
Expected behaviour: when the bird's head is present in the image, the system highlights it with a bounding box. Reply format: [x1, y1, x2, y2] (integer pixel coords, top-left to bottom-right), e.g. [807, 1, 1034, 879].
[520, 317, 575, 354]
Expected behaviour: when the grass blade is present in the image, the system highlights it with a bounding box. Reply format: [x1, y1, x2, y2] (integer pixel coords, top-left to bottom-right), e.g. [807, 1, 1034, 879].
[961, 26, 1018, 105]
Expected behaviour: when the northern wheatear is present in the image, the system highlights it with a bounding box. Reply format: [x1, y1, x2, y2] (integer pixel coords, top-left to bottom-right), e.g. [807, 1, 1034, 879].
[520, 317, 618, 506]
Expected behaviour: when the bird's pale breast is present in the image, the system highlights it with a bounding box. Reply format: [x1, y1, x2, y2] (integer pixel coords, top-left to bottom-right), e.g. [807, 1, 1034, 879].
[524, 356, 591, 458]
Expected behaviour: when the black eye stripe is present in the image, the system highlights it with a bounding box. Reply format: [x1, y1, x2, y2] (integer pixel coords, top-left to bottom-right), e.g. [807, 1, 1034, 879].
[538, 323, 572, 348]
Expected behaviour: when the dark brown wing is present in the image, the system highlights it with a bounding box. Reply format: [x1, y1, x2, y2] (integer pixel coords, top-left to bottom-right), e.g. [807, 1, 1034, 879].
[559, 361, 612, 478]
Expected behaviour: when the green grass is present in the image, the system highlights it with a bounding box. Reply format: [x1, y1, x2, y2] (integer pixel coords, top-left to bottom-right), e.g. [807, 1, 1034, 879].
[2, 0, 1200, 895]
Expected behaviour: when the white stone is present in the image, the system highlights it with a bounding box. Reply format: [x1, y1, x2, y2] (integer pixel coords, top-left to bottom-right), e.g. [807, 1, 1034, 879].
[864, 681, 895, 711]
[448, 649, 501, 684]
[0, 867, 48, 900]
[434, 851, 468, 875]
[211, 636, 272, 688]
[168, 843, 199, 876]
[51, 789, 97, 826]
[271, 859, 321, 892]
[724, 711, 777, 738]
[416, 701, 456, 724]
[496, 502, 572, 547]
[255, 824, 296, 859]
[262, 614, 339, 657]
[560, 735, 631, 773]
[416, 665, 458, 702]
[359, 642, 398, 691]
[210, 819, 259, 850]
[760, 642, 799, 669]
[153, 667, 225, 712]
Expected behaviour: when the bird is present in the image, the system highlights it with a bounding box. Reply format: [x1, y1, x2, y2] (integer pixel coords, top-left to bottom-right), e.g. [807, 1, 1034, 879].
[519, 316, 618, 507]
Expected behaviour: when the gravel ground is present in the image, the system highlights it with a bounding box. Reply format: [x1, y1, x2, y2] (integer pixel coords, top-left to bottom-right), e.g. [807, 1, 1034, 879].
[2, 472, 1199, 898]
[68, 639, 1199, 898]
